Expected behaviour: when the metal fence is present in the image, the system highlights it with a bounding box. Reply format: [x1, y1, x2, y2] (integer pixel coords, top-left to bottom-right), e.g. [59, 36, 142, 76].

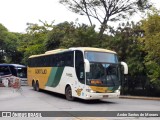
[121, 75, 160, 97]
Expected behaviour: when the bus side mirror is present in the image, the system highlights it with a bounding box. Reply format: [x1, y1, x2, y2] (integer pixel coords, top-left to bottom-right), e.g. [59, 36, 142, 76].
[84, 59, 90, 72]
[121, 62, 128, 74]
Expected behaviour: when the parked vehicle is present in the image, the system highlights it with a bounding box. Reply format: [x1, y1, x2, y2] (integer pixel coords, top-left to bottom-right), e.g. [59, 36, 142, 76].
[0, 64, 27, 86]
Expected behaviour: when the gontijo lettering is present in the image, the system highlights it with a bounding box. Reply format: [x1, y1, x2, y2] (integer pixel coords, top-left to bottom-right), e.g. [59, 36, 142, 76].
[35, 69, 47, 74]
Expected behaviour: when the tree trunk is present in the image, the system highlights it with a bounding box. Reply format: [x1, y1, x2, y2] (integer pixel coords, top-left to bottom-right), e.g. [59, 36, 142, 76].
[98, 20, 108, 41]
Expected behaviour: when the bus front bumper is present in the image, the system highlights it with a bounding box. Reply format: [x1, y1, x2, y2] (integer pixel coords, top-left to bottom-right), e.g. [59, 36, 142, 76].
[20, 79, 28, 85]
[84, 92, 120, 100]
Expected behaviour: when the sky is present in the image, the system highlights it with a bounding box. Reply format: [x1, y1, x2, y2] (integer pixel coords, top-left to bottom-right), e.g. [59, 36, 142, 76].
[0, 0, 160, 33]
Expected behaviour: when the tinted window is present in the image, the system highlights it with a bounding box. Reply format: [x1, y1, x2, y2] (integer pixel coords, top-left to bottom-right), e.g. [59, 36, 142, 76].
[75, 50, 85, 83]
[28, 51, 74, 67]
[85, 51, 118, 63]
[64, 51, 74, 67]
[16, 67, 27, 78]
[9, 66, 17, 76]
[0, 66, 11, 76]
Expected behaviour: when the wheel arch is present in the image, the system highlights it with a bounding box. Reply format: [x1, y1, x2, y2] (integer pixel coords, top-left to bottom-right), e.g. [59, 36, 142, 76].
[32, 79, 36, 87]
[65, 84, 75, 101]
[65, 84, 72, 93]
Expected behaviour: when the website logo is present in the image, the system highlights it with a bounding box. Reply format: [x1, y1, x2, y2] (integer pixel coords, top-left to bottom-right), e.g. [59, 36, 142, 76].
[2, 112, 11, 117]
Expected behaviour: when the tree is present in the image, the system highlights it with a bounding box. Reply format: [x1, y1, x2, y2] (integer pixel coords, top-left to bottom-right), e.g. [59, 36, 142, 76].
[4, 32, 23, 63]
[45, 22, 73, 50]
[60, 23, 98, 47]
[59, 0, 151, 39]
[19, 20, 54, 64]
[109, 22, 146, 74]
[139, 8, 160, 91]
[45, 22, 99, 50]
[0, 24, 8, 62]
[0, 24, 22, 63]
[100, 21, 147, 94]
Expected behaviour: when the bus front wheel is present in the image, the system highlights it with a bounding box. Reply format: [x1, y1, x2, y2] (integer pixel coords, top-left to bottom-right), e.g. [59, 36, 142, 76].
[32, 81, 36, 91]
[65, 86, 74, 101]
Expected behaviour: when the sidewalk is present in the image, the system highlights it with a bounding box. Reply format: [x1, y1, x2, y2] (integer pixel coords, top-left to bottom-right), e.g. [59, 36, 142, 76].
[120, 95, 160, 101]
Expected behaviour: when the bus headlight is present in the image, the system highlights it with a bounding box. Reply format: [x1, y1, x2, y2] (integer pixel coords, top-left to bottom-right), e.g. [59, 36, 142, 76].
[115, 87, 121, 93]
[86, 89, 96, 93]
[115, 89, 120, 93]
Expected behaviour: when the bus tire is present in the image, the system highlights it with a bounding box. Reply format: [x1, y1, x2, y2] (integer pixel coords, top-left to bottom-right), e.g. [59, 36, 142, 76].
[32, 81, 36, 91]
[35, 81, 40, 92]
[65, 86, 74, 101]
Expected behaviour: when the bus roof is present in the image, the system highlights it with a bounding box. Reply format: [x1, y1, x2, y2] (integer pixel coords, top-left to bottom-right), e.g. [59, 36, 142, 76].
[29, 47, 116, 58]
[69, 47, 116, 54]
[29, 49, 67, 58]
[0, 64, 26, 68]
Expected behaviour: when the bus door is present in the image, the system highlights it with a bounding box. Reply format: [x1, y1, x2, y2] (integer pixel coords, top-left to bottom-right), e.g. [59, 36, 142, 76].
[16, 67, 27, 85]
[74, 50, 85, 97]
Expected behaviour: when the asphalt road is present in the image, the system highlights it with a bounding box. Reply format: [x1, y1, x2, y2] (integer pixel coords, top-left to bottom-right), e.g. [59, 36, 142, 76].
[0, 86, 160, 120]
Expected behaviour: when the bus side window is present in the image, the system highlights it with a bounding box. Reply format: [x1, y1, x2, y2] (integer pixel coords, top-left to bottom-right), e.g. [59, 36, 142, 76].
[65, 51, 74, 67]
[0, 67, 5, 75]
[9, 66, 17, 76]
[75, 50, 85, 83]
[0, 66, 10, 75]
[57, 54, 63, 67]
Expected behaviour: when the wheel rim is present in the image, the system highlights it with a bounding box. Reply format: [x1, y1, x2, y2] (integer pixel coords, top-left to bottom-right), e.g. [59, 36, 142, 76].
[68, 89, 72, 97]
[36, 82, 39, 91]
[66, 86, 74, 100]
[33, 82, 36, 91]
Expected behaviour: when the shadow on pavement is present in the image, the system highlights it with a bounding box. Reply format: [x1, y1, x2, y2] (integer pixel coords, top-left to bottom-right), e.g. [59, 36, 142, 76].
[33, 88, 117, 105]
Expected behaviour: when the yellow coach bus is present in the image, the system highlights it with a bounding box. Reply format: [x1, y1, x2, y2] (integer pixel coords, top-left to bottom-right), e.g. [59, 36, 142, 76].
[27, 47, 128, 100]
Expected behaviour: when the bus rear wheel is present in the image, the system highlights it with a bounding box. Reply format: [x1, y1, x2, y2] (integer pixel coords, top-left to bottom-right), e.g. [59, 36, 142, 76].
[65, 86, 74, 101]
[35, 81, 40, 92]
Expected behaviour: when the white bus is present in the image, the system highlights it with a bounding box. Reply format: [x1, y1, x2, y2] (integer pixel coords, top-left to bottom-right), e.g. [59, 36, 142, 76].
[0, 64, 27, 86]
[27, 47, 128, 100]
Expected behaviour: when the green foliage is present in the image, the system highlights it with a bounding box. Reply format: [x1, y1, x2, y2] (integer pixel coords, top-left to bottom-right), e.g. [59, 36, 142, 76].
[105, 22, 146, 77]
[139, 8, 160, 88]
[18, 21, 54, 64]
[0, 24, 22, 63]
[45, 22, 73, 50]
[60, 24, 98, 47]
[0, 24, 8, 62]
[19, 21, 99, 64]
[4, 32, 23, 63]
[45, 22, 99, 50]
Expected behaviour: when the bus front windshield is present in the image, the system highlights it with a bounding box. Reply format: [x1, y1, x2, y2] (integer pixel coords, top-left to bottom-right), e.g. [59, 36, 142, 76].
[16, 67, 27, 78]
[85, 51, 120, 87]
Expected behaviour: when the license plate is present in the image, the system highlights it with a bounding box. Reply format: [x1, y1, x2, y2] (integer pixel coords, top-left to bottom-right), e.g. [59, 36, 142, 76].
[103, 95, 108, 98]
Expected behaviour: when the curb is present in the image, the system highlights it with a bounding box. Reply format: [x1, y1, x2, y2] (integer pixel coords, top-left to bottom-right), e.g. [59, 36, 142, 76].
[120, 95, 160, 101]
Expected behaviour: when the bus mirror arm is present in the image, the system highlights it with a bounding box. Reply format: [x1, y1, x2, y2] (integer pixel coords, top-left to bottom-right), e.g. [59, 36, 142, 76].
[121, 62, 128, 74]
[84, 59, 90, 72]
